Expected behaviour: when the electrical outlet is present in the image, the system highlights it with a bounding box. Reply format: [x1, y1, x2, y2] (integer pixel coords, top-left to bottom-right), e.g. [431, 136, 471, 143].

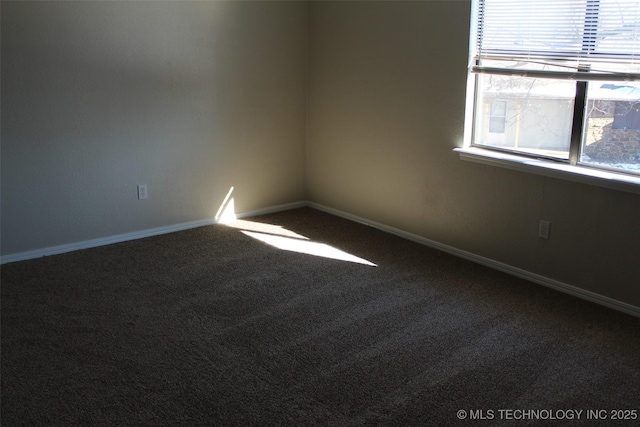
[538, 220, 550, 239]
[137, 184, 148, 200]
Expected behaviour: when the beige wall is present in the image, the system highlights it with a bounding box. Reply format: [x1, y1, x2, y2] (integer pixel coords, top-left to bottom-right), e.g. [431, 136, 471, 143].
[2, 1, 639, 308]
[1, 1, 307, 254]
[306, 1, 640, 307]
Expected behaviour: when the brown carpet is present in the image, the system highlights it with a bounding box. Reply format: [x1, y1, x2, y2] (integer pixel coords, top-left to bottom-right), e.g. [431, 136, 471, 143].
[2, 207, 639, 426]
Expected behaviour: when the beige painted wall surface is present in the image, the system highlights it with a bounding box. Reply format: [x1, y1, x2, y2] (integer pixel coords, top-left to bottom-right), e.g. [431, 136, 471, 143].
[2, 0, 638, 308]
[307, 1, 640, 307]
[1, 1, 307, 255]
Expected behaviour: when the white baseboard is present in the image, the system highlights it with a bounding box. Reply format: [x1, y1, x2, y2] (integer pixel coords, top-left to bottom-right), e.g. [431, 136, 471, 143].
[242, 201, 307, 218]
[307, 202, 640, 318]
[3, 199, 638, 318]
[0, 201, 306, 265]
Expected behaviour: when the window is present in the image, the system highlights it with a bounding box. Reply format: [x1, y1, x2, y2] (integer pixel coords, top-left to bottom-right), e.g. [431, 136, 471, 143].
[489, 100, 507, 133]
[468, 0, 640, 174]
[612, 100, 640, 130]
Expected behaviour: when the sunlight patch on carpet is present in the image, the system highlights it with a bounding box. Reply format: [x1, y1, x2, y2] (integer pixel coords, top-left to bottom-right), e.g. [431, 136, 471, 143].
[240, 230, 377, 266]
[223, 220, 309, 240]
[215, 188, 375, 266]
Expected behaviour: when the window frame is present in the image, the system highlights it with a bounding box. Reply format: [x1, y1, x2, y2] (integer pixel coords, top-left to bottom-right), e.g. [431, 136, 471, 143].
[461, 0, 640, 186]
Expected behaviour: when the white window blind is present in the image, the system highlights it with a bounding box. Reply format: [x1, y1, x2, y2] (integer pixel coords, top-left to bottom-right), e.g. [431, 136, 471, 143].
[472, 0, 640, 80]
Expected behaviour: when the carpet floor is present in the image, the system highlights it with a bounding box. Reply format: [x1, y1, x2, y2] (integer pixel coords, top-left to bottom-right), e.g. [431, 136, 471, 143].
[2, 207, 639, 426]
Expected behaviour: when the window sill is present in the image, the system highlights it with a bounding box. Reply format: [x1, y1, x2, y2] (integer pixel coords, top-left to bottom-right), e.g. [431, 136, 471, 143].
[454, 147, 640, 195]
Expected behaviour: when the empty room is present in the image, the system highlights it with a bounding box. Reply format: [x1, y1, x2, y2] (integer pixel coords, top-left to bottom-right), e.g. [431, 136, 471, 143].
[2, 0, 639, 425]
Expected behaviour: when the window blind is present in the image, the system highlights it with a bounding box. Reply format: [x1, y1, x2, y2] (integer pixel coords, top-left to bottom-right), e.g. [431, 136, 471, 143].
[471, 0, 640, 80]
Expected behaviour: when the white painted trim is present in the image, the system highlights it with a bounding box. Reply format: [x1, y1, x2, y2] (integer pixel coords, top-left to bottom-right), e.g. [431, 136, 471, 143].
[307, 202, 640, 318]
[454, 147, 640, 195]
[0, 201, 306, 265]
[241, 201, 307, 218]
[4, 199, 638, 318]
[0, 219, 217, 265]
